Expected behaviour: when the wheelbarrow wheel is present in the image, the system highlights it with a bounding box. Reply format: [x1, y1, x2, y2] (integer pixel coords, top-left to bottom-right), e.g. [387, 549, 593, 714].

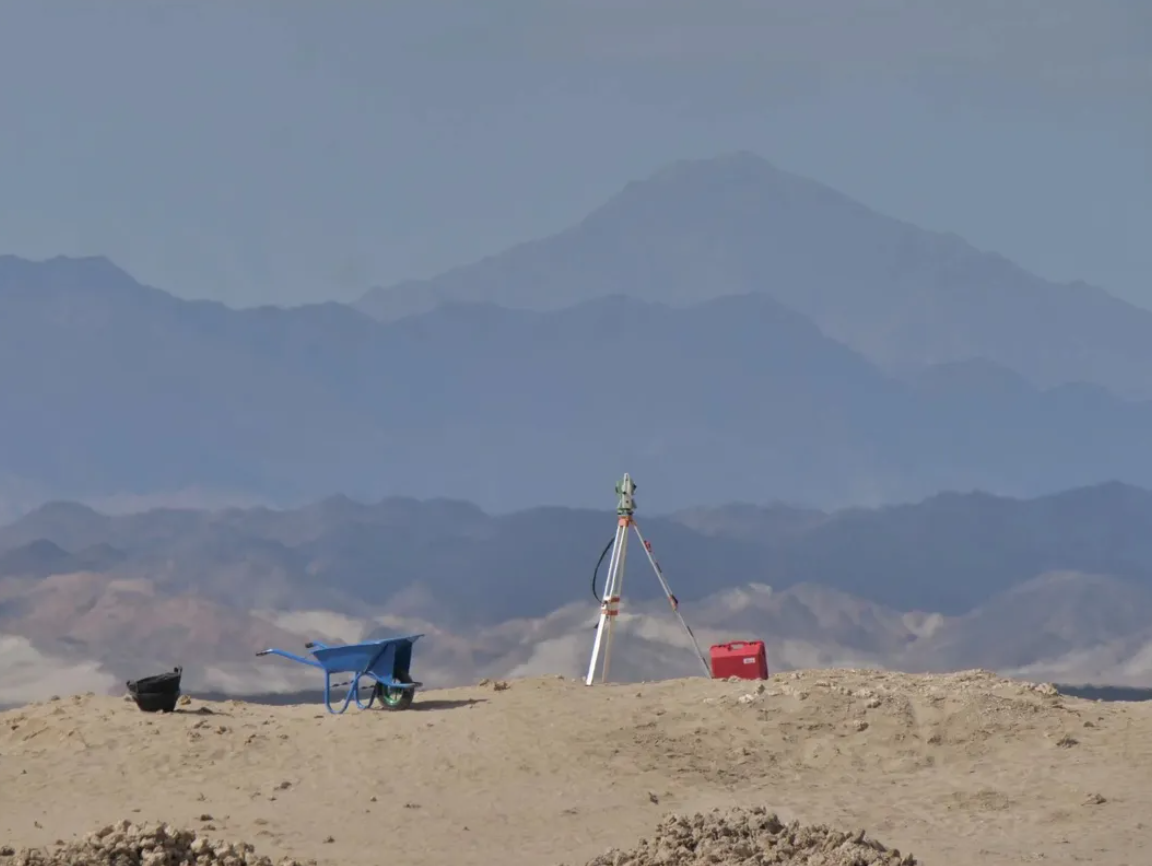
[375, 671, 415, 710]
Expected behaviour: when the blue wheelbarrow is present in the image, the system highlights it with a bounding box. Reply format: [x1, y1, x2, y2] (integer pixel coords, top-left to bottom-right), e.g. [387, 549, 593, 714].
[256, 634, 424, 714]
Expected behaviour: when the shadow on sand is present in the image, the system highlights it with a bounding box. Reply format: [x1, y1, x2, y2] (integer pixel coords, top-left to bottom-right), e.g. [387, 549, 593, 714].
[172, 705, 229, 716]
[186, 689, 487, 712]
[409, 697, 487, 711]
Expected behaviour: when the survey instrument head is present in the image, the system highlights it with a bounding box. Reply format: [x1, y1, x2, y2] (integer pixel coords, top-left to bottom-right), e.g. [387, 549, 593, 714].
[615, 473, 636, 516]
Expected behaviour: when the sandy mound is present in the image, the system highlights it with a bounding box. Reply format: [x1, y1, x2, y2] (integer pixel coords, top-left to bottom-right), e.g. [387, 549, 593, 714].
[2, 668, 1151, 865]
[565, 806, 916, 865]
[0, 820, 312, 866]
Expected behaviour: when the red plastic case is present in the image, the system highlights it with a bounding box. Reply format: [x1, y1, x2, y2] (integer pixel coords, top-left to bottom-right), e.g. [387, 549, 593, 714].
[709, 640, 769, 680]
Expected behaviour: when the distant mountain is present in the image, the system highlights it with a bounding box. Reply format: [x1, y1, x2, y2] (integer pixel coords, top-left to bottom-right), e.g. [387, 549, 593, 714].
[0, 253, 389, 507]
[675, 482, 1152, 613]
[6, 483, 1152, 703]
[0, 538, 124, 579]
[910, 571, 1152, 672]
[356, 152, 1152, 400]
[0, 539, 77, 578]
[7, 254, 1152, 513]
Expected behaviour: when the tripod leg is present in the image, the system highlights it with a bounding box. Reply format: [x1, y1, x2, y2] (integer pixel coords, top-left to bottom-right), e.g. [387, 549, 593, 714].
[630, 521, 712, 678]
[585, 519, 630, 685]
[600, 521, 630, 683]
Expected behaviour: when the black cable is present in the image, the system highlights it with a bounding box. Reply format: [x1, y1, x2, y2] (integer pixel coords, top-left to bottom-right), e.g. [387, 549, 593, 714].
[591, 536, 615, 601]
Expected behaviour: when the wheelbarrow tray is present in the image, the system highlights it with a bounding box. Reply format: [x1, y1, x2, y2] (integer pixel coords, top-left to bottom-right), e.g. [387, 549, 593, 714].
[257, 634, 424, 714]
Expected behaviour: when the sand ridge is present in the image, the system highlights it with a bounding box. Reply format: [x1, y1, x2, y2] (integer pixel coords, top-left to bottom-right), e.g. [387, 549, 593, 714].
[2, 669, 1152, 864]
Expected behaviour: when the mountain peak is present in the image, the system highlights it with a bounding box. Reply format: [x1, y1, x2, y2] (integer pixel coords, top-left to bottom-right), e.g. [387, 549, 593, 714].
[648, 150, 784, 182]
[594, 149, 856, 226]
[20, 501, 105, 523]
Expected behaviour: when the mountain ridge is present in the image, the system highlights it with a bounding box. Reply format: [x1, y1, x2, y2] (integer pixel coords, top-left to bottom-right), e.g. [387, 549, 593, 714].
[8, 251, 1152, 514]
[7, 480, 1152, 619]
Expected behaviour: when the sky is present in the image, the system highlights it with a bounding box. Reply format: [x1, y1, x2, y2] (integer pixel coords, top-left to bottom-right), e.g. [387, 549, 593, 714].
[0, 0, 1148, 308]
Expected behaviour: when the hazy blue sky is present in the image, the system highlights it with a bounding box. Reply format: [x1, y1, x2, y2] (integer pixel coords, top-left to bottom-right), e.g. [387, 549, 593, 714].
[1, 1, 1148, 307]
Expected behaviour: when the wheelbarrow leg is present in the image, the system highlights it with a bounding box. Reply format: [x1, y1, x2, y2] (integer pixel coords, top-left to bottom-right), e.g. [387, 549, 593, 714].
[355, 643, 396, 710]
[323, 671, 356, 715]
[353, 672, 377, 710]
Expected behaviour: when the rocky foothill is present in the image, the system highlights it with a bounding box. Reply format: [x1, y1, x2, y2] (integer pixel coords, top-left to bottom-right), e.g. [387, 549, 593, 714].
[0, 820, 313, 866]
[566, 806, 918, 866]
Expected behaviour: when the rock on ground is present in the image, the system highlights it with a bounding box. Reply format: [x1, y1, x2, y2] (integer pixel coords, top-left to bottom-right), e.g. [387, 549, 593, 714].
[0, 819, 312, 866]
[567, 806, 917, 866]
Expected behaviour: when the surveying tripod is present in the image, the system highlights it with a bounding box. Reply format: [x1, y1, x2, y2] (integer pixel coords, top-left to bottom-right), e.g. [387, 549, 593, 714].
[585, 473, 712, 685]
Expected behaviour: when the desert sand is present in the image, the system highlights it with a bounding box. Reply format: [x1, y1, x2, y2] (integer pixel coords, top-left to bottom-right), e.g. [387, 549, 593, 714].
[2, 669, 1151, 865]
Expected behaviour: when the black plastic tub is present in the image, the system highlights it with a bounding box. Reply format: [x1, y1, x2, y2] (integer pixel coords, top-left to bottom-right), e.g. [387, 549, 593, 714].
[127, 667, 182, 713]
[132, 690, 180, 713]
